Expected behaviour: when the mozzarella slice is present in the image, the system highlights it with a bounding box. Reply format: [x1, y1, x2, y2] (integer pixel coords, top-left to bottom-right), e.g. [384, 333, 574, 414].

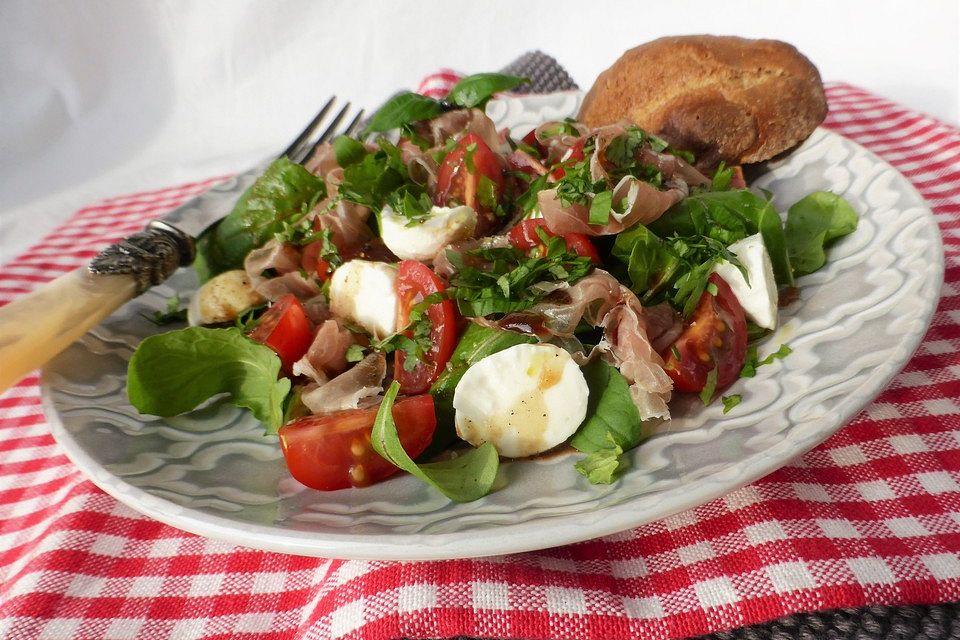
[188, 269, 265, 326]
[328, 260, 398, 339]
[380, 204, 477, 261]
[453, 343, 589, 458]
[712, 233, 778, 330]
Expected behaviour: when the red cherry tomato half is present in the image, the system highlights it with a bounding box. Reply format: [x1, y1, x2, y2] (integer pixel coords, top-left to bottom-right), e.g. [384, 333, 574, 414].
[435, 133, 504, 225]
[248, 294, 314, 373]
[394, 260, 459, 395]
[660, 274, 747, 393]
[301, 240, 332, 281]
[549, 138, 586, 180]
[278, 394, 436, 491]
[507, 218, 601, 265]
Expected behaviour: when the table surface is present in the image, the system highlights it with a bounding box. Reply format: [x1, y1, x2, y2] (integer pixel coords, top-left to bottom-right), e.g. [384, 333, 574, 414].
[0, 0, 957, 263]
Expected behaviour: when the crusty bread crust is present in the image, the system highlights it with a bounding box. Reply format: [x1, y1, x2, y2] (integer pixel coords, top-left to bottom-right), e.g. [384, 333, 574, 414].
[579, 35, 827, 167]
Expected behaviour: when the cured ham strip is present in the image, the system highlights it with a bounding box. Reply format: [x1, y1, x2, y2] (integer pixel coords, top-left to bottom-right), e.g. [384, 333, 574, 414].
[538, 182, 682, 237]
[300, 352, 386, 414]
[244, 238, 300, 278]
[311, 198, 374, 253]
[303, 142, 340, 180]
[291, 319, 356, 384]
[254, 271, 320, 302]
[422, 108, 507, 154]
[431, 235, 511, 280]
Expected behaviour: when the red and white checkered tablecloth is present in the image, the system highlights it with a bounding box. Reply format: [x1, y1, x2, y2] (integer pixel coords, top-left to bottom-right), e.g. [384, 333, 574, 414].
[1, 80, 959, 640]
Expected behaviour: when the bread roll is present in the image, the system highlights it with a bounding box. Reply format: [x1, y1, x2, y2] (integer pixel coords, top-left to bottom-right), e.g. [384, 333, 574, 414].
[579, 36, 827, 168]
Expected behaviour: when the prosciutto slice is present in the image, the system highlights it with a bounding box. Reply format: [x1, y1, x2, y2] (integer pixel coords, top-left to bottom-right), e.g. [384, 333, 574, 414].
[538, 182, 682, 237]
[303, 142, 340, 180]
[244, 238, 300, 278]
[300, 352, 386, 414]
[311, 198, 374, 253]
[291, 319, 356, 384]
[422, 108, 507, 154]
[254, 271, 320, 302]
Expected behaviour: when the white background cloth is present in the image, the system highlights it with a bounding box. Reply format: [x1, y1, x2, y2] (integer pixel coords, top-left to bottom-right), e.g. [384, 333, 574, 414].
[1, 0, 957, 264]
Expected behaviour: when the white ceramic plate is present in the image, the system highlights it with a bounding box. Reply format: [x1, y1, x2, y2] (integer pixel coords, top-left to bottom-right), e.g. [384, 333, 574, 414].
[41, 92, 943, 560]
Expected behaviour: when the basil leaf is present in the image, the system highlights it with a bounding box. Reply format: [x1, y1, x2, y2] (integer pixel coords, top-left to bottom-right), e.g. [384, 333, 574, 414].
[785, 191, 858, 276]
[363, 92, 443, 135]
[740, 343, 792, 378]
[332, 134, 367, 167]
[699, 366, 719, 405]
[610, 224, 680, 301]
[446, 73, 528, 109]
[571, 359, 647, 455]
[588, 190, 613, 225]
[372, 381, 499, 503]
[127, 327, 291, 433]
[196, 158, 326, 280]
[429, 324, 537, 451]
[651, 189, 794, 287]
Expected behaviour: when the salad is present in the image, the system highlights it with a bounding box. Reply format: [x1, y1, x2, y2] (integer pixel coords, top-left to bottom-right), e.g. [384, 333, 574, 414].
[127, 72, 858, 503]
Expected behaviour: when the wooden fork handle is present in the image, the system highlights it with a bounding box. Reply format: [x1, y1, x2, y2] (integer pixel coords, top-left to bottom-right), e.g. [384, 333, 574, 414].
[0, 268, 139, 393]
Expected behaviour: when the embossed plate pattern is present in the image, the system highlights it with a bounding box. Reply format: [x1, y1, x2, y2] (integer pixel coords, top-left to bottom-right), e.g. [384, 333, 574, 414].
[41, 92, 944, 560]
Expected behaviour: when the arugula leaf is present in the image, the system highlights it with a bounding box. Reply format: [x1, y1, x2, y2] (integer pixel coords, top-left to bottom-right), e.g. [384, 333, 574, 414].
[651, 189, 794, 287]
[446, 73, 528, 109]
[429, 324, 537, 450]
[785, 191, 858, 276]
[338, 139, 424, 213]
[332, 134, 367, 167]
[570, 359, 646, 455]
[127, 327, 291, 433]
[195, 158, 326, 280]
[362, 92, 444, 135]
[574, 435, 630, 485]
[610, 224, 680, 303]
[721, 395, 742, 413]
[372, 381, 499, 502]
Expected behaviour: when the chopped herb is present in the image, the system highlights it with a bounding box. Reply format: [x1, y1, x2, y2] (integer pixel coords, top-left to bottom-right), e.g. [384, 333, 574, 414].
[554, 157, 605, 207]
[670, 345, 681, 361]
[369, 292, 445, 370]
[706, 281, 719, 296]
[588, 190, 613, 225]
[345, 344, 366, 363]
[699, 366, 719, 405]
[234, 304, 266, 332]
[516, 173, 550, 215]
[721, 394, 742, 413]
[143, 295, 188, 326]
[740, 344, 792, 378]
[450, 237, 593, 317]
[712, 162, 734, 191]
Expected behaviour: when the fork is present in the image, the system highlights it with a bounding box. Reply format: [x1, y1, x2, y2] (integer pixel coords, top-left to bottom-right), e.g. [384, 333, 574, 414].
[0, 97, 365, 394]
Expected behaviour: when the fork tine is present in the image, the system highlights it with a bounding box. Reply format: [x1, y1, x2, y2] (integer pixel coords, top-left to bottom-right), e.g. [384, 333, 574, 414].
[278, 96, 336, 160]
[299, 105, 363, 165]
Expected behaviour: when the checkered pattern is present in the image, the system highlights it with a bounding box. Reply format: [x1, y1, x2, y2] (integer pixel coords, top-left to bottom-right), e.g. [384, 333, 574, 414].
[1, 80, 959, 640]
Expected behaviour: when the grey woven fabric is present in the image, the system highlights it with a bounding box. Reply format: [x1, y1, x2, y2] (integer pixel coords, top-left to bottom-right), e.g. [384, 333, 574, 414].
[499, 50, 579, 93]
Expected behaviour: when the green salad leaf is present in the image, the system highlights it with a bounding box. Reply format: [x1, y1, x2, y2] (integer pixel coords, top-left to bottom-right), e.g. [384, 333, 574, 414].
[570, 360, 648, 485]
[332, 134, 367, 167]
[429, 324, 537, 451]
[785, 191, 858, 276]
[127, 327, 291, 433]
[446, 73, 528, 109]
[650, 189, 794, 287]
[610, 224, 680, 302]
[372, 381, 499, 502]
[362, 92, 445, 135]
[195, 158, 326, 281]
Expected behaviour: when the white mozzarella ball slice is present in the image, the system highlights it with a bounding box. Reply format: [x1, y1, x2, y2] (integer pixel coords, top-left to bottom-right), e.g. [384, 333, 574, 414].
[380, 204, 477, 261]
[712, 233, 779, 330]
[453, 343, 589, 458]
[328, 260, 398, 339]
[188, 269, 265, 326]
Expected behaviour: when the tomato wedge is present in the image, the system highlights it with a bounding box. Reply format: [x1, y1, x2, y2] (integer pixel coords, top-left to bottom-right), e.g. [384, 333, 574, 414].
[248, 294, 314, 373]
[435, 133, 504, 234]
[301, 240, 332, 281]
[549, 138, 586, 180]
[507, 218, 601, 264]
[278, 394, 436, 490]
[394, 260, 459, 394]
[660, 274, 747, 393]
